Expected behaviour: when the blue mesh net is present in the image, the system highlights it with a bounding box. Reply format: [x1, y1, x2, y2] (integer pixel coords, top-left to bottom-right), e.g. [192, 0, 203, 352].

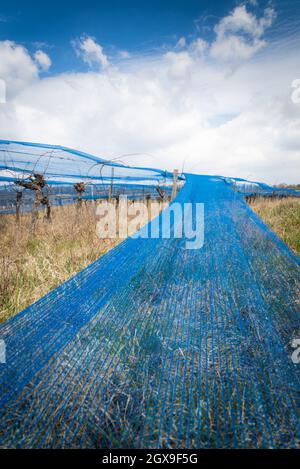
[0, 142, 299, 448]
[0, 139, 175, 185]
[0, 140, 181, 214]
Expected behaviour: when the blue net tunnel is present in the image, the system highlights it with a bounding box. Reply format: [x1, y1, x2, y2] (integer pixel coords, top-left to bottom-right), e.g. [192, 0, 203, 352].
[0, 142, 299, 448]
[0, 140, 183, 214]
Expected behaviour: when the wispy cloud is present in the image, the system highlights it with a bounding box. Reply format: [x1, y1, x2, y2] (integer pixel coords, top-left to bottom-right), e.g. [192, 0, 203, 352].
[72, 35, 109, 69]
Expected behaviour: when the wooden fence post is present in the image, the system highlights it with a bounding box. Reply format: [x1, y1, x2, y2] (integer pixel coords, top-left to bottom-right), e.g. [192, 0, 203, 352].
[171, 169, 179, 200]
[108, 167, 114, 202]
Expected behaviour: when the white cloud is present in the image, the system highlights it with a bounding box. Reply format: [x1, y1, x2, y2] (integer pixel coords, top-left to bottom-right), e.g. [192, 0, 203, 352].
[214, 5, 275, 39]
[211, 34, 266, 61]
[0, 4, 299, 185]
[164, 51, 194, 78]
[0, 40, 39, 97]
[188, 38, 208, 57]
[175, 37, 186, 49]
[73, 35, 109, 69]
[210, 5, 276, 61]
[34, 50, 52, 71]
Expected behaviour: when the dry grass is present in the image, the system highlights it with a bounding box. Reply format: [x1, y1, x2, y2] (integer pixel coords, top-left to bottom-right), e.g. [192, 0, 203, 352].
[250, 196, 300, 257]
[0, 203, 120, 323]
[0, 199, 168, 323]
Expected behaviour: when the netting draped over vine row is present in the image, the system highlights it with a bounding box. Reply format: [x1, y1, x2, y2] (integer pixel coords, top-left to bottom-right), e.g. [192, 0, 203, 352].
[0, 140, 179, 187]
[0, 163, 299, 447]
[0, 140, 299, 215]
[0, 140, 185, 214]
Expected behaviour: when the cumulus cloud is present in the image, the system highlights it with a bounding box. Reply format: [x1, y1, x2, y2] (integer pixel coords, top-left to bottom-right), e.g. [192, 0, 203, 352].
[211, 34, 266, 61]
[164, 51, 194, 78]
[189, 38, 208, 56]
[210, 5, 276, 61]
[214, 5, 275, 39]
[0, 40, 39, 97]
[34, 50, 52, 71]
[0, 3, 299, 184]
[73, 35, 109, 69]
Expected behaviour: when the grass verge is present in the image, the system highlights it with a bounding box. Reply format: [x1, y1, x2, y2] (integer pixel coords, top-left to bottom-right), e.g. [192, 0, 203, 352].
[0, 203, 120, 322]
[249, 197, 300, 257]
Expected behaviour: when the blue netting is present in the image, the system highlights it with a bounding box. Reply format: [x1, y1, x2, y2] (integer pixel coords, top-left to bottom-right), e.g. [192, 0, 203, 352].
[0, 145, 299, 448]
[0, 140, 180, 214]
[0, 140, 176, 186]
[223, 177, 300, 198]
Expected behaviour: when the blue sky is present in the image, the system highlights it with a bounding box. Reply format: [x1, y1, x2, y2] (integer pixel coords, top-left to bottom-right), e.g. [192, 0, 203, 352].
[1, 0, 299, 73]
[0, 1, 299, 183]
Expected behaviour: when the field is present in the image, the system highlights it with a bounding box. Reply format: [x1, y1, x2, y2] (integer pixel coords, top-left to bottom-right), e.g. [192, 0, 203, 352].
[1, 195, 299, 323]
[250, 196, 300, 257]
[0, 176, 299, 448]
[0, 203, 119, 322]
[0, 199, 168, 323]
